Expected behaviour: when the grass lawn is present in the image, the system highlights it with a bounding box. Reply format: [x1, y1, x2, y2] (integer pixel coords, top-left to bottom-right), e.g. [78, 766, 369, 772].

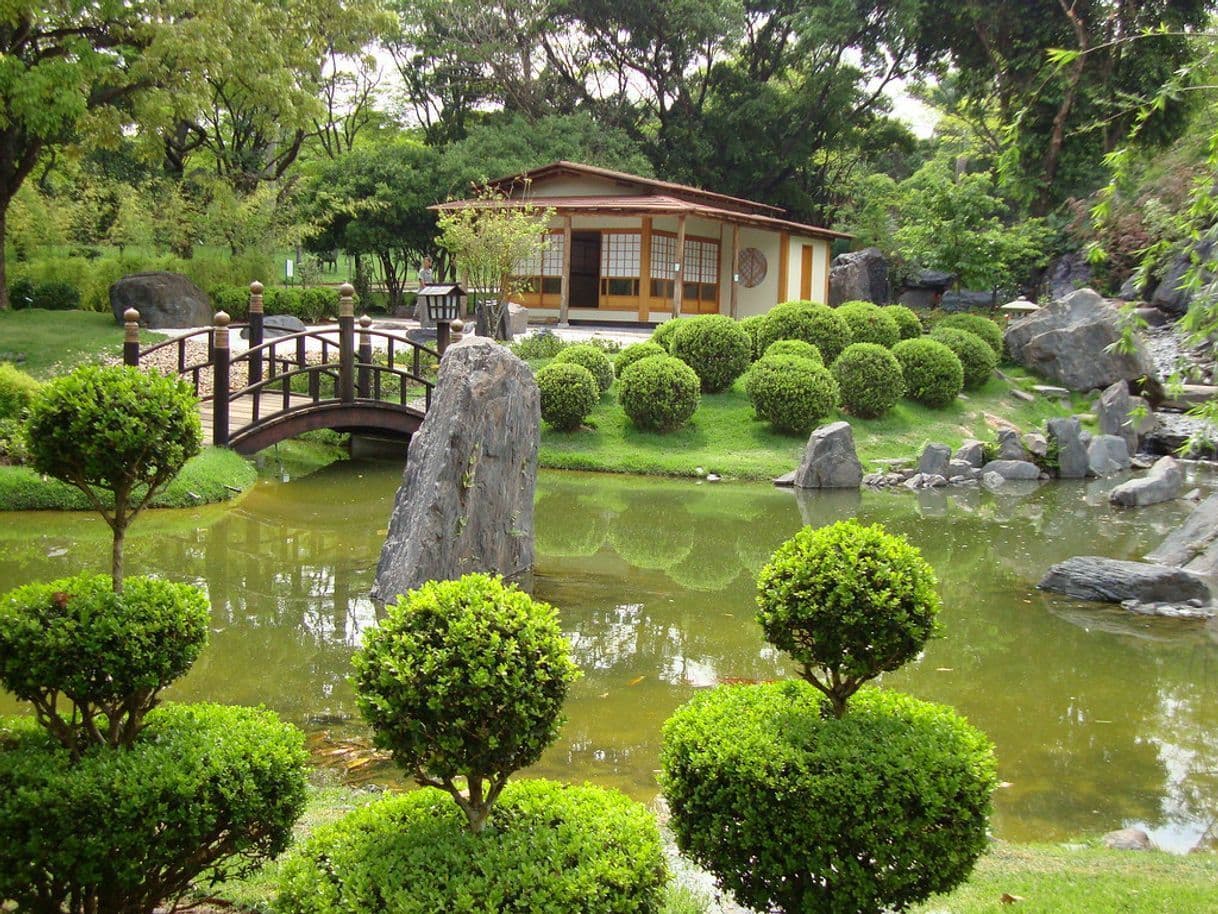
[0, 308, 162, 378]
[538, 364, 1090, 480]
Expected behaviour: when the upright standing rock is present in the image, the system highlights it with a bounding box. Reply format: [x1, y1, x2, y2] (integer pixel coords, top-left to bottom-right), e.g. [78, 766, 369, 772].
[1046, 417, 1088, 479]
[1096, 381, 1140, 455]
[793, 421, 863, 489]
[828, 248, 890, 306]
[110, 272, 213, 329]
[995, 429, 1025, 461]
[373, 339, 540, 602]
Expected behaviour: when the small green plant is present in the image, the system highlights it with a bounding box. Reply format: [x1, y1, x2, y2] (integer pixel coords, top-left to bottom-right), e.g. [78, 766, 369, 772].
[831, 342, 905, 418]
[836, 300, 900, 348]
[614, 341, 667, 375]
[553, 343, 614, 394]
[650, 316, 689, 351]
[352, 574, 580, 833]
[670, 314, 752, 393]
[935, 312, 1004, 359]
[931, 326, 998, 389]
[759, 300, 852, 363]
[745, 354, 839, 435]
[23, 365, 202, 590]
[536, 362, 599, 431]
[762, 338, 822, 364]
[0, 362, 40, 419]
[511, 330, 567, 360]
[892, 337, 964, 408]
[618, 354, 701, 432]
[738, 313, 767, 360]
[884, 304, 923, 339]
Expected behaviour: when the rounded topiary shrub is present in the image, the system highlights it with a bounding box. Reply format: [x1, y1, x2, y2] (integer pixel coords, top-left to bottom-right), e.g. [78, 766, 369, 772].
[615, 341, 667, 375]
[0, 363, 40, 419]
[535, 362, 599, 432]
[757, 519, 941, 714]
[659, 681, 997, 914]
[276, 779, 667, 914]
[830, 342, 905, 418]
[618, 355, 701, 432]
[935, 312, 1003, 358]
[836, 300, 900, 348]
[0, 703, 308, 914]
[931, 326, 998, 389]
[739, 314, 767, 361]
[552, 344, 613, 394]
[884, 304, 923, 340]
[0, 573, 210, 752]
[745, 355, 839, 436]
[352, 574, 579, 832]
[511, 331, 566, 360]
[650, 317, 688, 351]
[759, 301, 852, 363]
[669, 314, 752, 393]
[762, 339, 822, 364]
[892, 337, 964, 408]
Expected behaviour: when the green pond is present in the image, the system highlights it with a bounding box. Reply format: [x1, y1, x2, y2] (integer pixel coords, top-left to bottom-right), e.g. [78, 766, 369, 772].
[2, 460, 1216, 853]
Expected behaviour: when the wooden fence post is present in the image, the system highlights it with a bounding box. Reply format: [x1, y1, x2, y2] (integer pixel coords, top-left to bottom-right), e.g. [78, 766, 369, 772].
[213, 311, 231, 447]
[123, 309, 141, 366]
[357, 315, 372, 399]
[248, 280, 264, 385]
[338, 282, 355, 403]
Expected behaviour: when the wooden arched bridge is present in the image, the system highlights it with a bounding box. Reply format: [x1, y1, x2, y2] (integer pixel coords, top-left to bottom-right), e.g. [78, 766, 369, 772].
[123, 283, 447, 454]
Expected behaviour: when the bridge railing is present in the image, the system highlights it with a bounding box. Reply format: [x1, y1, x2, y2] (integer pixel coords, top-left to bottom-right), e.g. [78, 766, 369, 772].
[122, 281, 445, 447]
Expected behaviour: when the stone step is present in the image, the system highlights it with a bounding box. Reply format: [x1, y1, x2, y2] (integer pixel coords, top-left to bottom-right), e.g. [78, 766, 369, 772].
[1032, 384, 1071, 399]
[1160, 384, 1218, 410]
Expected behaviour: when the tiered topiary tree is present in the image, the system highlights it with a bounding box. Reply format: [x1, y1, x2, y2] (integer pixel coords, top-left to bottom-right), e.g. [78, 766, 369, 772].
[660, 520, 997, 914]
[669, 314, 752, 392]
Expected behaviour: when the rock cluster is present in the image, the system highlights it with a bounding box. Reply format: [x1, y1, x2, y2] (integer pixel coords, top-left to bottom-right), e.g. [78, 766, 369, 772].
[828, 248, 889, 306]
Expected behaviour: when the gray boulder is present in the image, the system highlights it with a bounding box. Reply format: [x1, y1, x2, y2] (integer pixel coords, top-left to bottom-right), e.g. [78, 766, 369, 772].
[1109, 456, 1183, 507]
[1096, 380, 1140, 454]
[372, 338, 539, 602]
[1004, 288, 1157, 391]
[981, 471, 1005, 490]
[794, 421, 863, 489]
[995, 428, 1025, 460]
[1086, 435, 1131, 477]
[980, 459, 1041, 480]
[1044, 252, 1093, 302]
[1038, 556, 1210, 605]
[939, 290, 995, 312]
[1150, 231, 1217, 316]
[1023, 432, 1049, 459]
[955, 439, 986, 468]
[508, 302, 529, 337]
[111, 272, 212, 329]
[240, 314, 306, 339]
[1146, 493, 1218, 576]
[1046, 417, 1088, 479]
[917, 442, 951, 478]
[829, 247, 890, 306]
[1103, 828, 1153, 851]
[947, 459, 979, 480]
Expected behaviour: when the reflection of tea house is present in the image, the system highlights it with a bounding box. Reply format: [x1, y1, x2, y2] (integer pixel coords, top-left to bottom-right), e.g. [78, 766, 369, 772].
[436, 161, 849, 326]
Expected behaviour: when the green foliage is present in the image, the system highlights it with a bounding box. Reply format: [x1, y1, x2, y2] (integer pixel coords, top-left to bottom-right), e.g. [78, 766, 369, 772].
[275, 780, 667, 914]
[935, 312, 1004, 358]
[210, 285, 340, 323]
[669, 314, 752, 393]
[352, 574, 579, 832]
[650, 317, 688, 351]
[553, 344, 614, 394]
[759, 301, 851, 364]
[659, 681, 997, 914]
[831, 343, 905, 419]
[756, 520, 941, 715]
[511, 331, 567, 361]
[0, 417, 28, 465]
[745, 355, 839, 436]
[0, 363, 40, 419]
[738, 314, 767, 360]
[884, 304, 923, 339]
[8, 278, 80, 311]
[763, 339, 823, 363]
[614, 341, 667, 375]
[536, 362, 599, 432]
[892, 338, 964, 408]
[618, 355, 701, 433]
[836, 300, 900, 348]
[930, 327, 998, 390]
[0, 574, 208, 753]
[0, 703, 308, 914]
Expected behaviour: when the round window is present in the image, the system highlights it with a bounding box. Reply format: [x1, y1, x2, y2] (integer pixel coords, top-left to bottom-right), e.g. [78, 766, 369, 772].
[738, 248, 767, 288]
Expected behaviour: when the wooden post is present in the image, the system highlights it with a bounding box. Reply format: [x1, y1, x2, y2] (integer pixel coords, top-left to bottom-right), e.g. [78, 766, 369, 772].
[357, 315, 372, 399]
[730, 224, 740, 319]
[338, 282, 355, 404]
[639, 217, 652, 322]
[123, 308, 141, 366]
[212, 311, 231, 447]
[672, 214, 687, 318]
[778, 230, 790, 303]
[248, 280, 264, 385]
[559, 215, 572, 326]
[437, 320, 450, 356]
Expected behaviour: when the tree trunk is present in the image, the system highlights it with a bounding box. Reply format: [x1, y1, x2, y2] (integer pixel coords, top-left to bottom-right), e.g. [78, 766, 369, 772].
[0, 201, 8, 310]
[111, 524, 125, 593]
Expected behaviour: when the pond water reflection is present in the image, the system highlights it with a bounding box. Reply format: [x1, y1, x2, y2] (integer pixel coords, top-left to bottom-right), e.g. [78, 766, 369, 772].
[1, 461, 1215, 852]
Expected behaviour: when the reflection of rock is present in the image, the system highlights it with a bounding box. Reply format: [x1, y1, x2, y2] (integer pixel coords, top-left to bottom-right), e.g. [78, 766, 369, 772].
[534, 494, 609, 558]
[792, 487, 863, 528]
[1039, 556, 1210, 605]
[1146, 493, 1218, 576]
[608, 498, 694, 571]
[1049, 602, 1215, 644]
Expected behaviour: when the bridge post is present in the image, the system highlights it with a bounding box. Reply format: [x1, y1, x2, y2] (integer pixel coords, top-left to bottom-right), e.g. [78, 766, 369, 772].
[338, 282, 355, 403]
[248, 281, 264, 385]
[123, 308, 141, 366]
[213, 311, 231, 447]
[357, 315, 372, 399]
